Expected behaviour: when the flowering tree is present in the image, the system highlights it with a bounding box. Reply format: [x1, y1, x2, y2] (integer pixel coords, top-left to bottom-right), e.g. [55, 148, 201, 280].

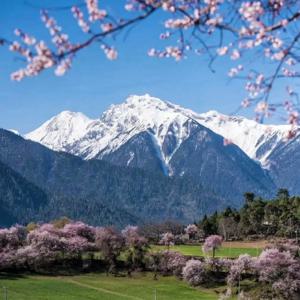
[62, 222, 96, 257]
[265, 239, 300, 256]
[184, 224, 199, 241]
[0, 226, 27, 271]
[0, 225, 26, 250]
[159, 232, 175, 249]
[121, 225, 149, 273]
[182, 259, 208, 286]
[227, 254, 255, 286]
[205, 256, 232, 274]
[202, 235, 223, 258]
[165, 250, 186, 277]
[2, 0, 300, 128]
[0, 222, 97, 271]
[156, 250, 186, 277]
[255, 248, 300, 298]
[63, 221, 96, 242]
[95, 227, 125, 274]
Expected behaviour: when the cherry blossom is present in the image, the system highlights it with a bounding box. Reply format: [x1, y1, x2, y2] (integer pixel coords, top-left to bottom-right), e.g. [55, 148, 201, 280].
[2, 0, 300, 127]
[182, 259, 207, 286]
[255, 248, 300, 297]
[227, 254, 255, 286]
[184, 224, 199, 240]
[159, 232, 175, 249]
[202, 235, 223, 258]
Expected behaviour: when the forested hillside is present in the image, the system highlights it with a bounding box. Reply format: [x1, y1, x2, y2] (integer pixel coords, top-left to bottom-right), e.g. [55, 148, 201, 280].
[0, 160, 48, 226]
[0, 129, 224, 227]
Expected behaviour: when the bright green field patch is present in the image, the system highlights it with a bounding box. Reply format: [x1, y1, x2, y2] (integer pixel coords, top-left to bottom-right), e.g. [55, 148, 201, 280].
[152, 245, 262, 257]
[0, 273, 221, 300]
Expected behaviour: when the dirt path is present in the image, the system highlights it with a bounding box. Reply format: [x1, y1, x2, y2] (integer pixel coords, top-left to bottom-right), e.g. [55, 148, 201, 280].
[222, 240, 268, 249]
[64, 278, 144, 300]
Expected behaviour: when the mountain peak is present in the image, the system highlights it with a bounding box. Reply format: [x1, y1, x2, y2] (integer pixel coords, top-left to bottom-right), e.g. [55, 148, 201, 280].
[54, 110, 91, 121]
[122, 94, 176, 112]
[126, 94, 166, 105]
[25, 110, 92, 151]
[202, 110, 222, 117]
[25, 94, 295, 165]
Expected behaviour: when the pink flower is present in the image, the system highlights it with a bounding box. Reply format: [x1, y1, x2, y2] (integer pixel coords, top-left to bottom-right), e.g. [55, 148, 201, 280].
[230, 49, 240, 60]
[85, 0, 107, 22]
[217, 46, 228, 56]
[101, 45, 118, 60]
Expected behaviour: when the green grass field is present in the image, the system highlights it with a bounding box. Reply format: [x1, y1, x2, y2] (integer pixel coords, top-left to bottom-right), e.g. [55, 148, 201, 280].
[0, 242, 263, 299]
[0, 273, 226, 300]
[152, 244, 262, 257]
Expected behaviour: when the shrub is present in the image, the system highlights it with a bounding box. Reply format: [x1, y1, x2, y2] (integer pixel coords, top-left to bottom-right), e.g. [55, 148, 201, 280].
[160, 250, 186, 277]
[227, 254, 255, 286]
[182, 259, 207, 286]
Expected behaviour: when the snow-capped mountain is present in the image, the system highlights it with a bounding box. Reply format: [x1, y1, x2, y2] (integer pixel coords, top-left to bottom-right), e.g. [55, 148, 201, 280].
[27, 95, 206, 168]
[26, 94, 295, 168]
[26, 111, 92, 152]
[198, 111, 292, 167]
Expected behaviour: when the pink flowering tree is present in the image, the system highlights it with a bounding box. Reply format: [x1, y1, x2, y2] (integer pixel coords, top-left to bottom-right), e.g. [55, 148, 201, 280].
[0, 225, 26, 250]
[185, 224, 199, 241]
[0, 226, 27, 271]
[2, 1, 300, 127]
[227, 254, 255, 286]
[24, 222, 95, 269]
[202, 235, 223, 258]
[255, 248, 300, 298]
[159, 232, 175, 250]
[63, 221, 95, 241]
[182, 259, 208, 286]
[95, 227, 125, 275]
[121, 225, 149, 273]
[205, 257, 232, 274]
[157, 250, 186, 277]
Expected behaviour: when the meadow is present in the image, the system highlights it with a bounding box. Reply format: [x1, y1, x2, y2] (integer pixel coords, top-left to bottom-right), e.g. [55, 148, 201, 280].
[152, 241, 264, 258]
[0, 273, 228, 300]
[0, 242, 265, 300]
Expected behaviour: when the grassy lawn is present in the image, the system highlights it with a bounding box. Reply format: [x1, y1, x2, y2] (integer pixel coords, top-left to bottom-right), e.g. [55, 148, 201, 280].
[0, 272, 228, 300]
[152, 244, 262, 257]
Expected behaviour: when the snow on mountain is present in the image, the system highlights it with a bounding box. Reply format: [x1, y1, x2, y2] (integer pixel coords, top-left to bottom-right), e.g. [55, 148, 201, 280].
[197, 111, 292, 166]
[25, 94, 296, 167]
[8, 129, 21, 136]
[26, 95, 200, 165]
[26, 111, 93, 152]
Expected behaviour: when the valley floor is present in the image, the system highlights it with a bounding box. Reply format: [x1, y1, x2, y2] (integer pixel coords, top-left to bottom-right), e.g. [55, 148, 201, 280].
[0, 272, 229, 300]
[152, 241, 264, 258]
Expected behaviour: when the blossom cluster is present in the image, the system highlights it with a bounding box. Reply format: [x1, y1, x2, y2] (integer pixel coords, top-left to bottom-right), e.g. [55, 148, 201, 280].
[0, 222, 148, 273]
[159, 232, 175, 247]
[0, 222, 96, 270]
[184, 224, 199, 239]
[202, 234, 223, 255]
[182, 259, 207, 286]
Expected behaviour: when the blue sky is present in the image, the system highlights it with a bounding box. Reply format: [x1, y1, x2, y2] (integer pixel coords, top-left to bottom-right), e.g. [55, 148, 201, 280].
[0, 0, 289, 133]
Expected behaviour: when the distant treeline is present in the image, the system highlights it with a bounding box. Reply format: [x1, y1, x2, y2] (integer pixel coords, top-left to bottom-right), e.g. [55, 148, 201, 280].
[139, 189, 300, 243]
[198, 189, 300, 240]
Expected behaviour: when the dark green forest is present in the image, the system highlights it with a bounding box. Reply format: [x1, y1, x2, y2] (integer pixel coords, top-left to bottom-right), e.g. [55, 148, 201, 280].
[199, 190, 300, 239]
